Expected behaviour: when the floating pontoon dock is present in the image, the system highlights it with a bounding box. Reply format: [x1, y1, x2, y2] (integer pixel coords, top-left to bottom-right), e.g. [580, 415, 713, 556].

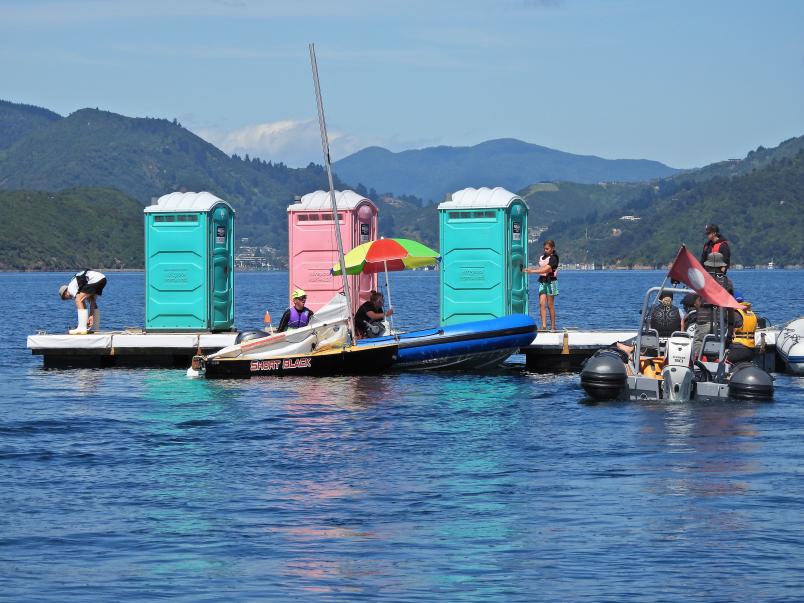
[27, 331, 238, 368]
[28, 328, 779, 371]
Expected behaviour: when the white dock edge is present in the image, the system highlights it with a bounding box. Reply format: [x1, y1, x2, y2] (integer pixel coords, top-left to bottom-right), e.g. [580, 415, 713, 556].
[27, 331, 239, 368]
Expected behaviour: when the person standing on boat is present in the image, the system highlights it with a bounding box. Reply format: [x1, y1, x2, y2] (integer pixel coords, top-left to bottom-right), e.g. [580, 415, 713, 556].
[701, 224, 730, 277]
[58, 270, 107, 335]
[354, 290, 393, 338]
[277, 289, 314, 332]
[523, 240, 559, 331]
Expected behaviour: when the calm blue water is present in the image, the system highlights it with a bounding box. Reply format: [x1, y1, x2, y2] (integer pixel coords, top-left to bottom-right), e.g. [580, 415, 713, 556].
[2, 270, 803, 602]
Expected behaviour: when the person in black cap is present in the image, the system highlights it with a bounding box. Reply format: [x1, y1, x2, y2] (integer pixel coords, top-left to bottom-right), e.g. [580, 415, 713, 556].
[701, 224, 731, 276]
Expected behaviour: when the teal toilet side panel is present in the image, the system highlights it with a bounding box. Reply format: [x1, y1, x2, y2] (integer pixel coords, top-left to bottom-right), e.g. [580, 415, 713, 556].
[209, 205, 234, 331]
[508, 202, 528, 315]
[145, 213, 208, 330]
[440, 210, 506, 325]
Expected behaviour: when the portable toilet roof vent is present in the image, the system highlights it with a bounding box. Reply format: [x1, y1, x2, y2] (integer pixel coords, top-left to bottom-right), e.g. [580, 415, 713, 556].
[439, 187, 527, 210]
[144, 191, 233, 213]
[289, 189, 371, 211]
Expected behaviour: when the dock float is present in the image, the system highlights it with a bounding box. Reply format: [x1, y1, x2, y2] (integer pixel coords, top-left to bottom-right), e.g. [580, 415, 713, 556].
[520, 330, 637, 371]
[27, 331, 238, 368]
[28, 328, 779, 372]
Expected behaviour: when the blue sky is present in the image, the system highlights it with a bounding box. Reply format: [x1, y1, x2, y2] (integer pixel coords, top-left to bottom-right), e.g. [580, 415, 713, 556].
[1, 0, 803, 168]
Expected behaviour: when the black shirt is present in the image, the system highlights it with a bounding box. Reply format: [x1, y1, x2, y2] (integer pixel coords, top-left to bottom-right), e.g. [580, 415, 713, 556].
[354, 300, 383, 337]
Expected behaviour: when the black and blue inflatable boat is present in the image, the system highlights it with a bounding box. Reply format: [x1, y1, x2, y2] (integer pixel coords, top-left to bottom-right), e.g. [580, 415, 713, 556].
[357, 314, 538, 370]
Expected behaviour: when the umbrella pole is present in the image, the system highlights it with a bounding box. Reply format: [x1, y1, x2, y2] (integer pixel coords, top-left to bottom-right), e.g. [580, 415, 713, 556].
[383, 260, 395, 334]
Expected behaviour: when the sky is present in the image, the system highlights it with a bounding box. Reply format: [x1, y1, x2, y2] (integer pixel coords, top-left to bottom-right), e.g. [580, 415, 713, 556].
[1, 0, 803, 169]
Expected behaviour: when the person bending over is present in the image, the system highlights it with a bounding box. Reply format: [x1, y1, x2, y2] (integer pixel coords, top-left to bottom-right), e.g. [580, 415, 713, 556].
[59, 270, 107, 335]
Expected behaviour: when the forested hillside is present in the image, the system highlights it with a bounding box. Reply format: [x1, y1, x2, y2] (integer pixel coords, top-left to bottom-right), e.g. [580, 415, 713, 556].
[519, 181, 650, 225]
[0, 100, 61, 151]
[1, 99, 802, 270]
[0, 188, 143, 270]
[0, 102, 444, 265]
[543, 151, 804, 266]
[0, 107, 335, 246]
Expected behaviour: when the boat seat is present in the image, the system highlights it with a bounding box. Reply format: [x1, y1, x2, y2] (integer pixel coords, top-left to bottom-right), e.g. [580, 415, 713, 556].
[638, 328, 661, 355]
[700, 335, 724, 361]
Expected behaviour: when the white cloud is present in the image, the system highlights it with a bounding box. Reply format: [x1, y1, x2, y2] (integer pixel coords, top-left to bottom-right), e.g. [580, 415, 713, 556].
[194, 119, 369, 167]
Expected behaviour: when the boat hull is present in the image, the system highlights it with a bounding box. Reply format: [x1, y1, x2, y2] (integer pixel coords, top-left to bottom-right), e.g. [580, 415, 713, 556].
[358, 314, 537, 370]
[777, 318, 804, 375]
[202, 343, 398, 379]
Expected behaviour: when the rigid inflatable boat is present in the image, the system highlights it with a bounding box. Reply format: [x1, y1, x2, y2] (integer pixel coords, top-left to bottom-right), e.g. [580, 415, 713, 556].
[580, 286, 774, 402]
[188, 295, 397, 378]
[777, 317, 804, 375]
[357, 314, 538, 370]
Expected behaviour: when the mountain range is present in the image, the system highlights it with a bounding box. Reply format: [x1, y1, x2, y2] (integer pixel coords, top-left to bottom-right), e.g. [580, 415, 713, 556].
[0, 98, 802, 269]
[333, 138, 681, 202]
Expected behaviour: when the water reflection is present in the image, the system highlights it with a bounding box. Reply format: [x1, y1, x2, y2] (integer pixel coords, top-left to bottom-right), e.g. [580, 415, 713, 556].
[637, 401, 762, 550]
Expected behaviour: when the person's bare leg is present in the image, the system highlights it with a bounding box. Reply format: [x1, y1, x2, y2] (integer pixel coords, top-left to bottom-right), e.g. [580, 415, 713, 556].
[547, 295, 556, 331]
[539, 294, 547, 329]
[74, 292, 89, 310]
[87, 296, 98, 329]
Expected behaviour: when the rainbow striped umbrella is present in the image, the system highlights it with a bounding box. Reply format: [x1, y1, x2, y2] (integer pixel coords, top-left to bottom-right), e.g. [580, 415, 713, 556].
[332, 238, 440, 333]
[331, 238, 440, 276]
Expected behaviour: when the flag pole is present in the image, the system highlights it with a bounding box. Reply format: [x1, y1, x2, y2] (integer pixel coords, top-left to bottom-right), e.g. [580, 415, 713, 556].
[309, 43, 354, 343]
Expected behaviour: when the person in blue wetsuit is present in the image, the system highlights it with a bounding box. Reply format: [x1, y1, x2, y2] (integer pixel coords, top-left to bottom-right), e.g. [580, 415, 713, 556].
[277, 289, 314, 332]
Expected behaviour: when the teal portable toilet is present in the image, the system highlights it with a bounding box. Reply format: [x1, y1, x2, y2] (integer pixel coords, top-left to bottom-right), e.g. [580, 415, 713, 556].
[438, 187, 528, 325]
[144, 192, 235, 331]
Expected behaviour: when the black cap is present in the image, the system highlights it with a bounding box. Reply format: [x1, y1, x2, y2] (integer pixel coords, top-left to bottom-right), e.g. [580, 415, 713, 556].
[705, 223, 719, 234]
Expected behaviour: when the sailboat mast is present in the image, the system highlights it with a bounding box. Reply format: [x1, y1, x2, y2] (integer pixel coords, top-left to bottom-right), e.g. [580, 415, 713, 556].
[309, 43, 354, 340]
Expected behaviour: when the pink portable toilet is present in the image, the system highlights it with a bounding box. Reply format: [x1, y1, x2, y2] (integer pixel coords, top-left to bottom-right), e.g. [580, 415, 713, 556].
[288, 190, 378, 315]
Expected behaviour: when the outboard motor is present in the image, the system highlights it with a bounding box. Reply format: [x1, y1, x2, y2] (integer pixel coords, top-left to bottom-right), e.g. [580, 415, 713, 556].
[662, 333, 694, 401]
[729, 364, 774, 400]
[234, 330, 270, 344]
[580, 349, 628, 400]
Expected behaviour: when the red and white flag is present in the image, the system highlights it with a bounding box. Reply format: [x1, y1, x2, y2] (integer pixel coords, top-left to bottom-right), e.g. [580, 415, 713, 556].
[667, 245, 741, 309]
